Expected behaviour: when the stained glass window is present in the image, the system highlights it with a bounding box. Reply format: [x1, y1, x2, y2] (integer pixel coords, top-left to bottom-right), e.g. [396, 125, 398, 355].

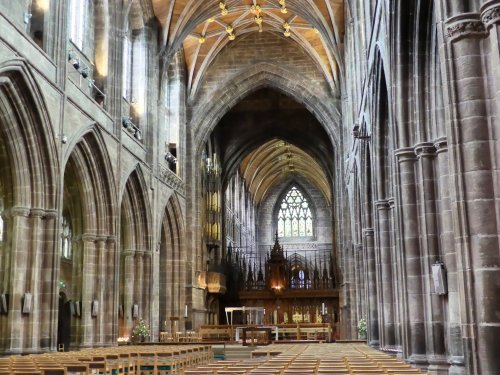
[277, 186, 313, 237]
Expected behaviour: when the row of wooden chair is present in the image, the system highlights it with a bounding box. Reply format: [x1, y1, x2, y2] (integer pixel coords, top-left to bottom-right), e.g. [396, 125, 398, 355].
[0, 344, 212, 375]
[184, 343, 427, 375]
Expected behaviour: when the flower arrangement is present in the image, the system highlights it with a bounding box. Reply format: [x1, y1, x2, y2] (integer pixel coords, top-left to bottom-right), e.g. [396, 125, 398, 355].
[131, 319, 150, 342]
[357, 318, 367, 339]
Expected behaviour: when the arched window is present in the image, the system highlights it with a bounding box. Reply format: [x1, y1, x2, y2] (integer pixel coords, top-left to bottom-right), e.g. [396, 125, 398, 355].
[122, 24, 146, 112]
[277, 186, 313, 237]
[69, 0, 90, 51]
[61, 215, 72, 260]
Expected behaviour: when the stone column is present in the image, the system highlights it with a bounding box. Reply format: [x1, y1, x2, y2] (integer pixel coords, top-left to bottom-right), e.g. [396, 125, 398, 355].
[395, 148, 426, 365]
[80, 234, 97, 347]
[134, 251, 144, 320]
[142, 251, 152, 328]
[106, 236, 117, 344]
[375, 200, 395, 349]
[6, 207, 31, 354]
[414, 143, 448, 374]
[434, 138, 465, 375]
[95, 236, 107, 346]
[26, 209, 46, 352]
[445, 11, 500, 374]
[39, 209, 58, 352]
[388, 198, 403, 351]
[363, 228, 379, 346]
[122, 250, 135, 336]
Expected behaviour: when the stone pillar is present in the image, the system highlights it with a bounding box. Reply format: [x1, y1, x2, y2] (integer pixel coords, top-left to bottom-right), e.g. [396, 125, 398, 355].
[434, 138, 466, 375]
[445, 11, 500, 374]
[106, 236, 117, 344]
[388, 198, 403, 351]
[363, 228, 379, 346]
[95, 236, 107, 346]
[26, 209, 46, 352]
[80, 234, 97, 347]
[6, 207, 31, 354]
[142, 251, 152, 328]
[415, 143, 448, 374]
[395, 148, 427, 365]
[40, 210, 58, 352]
[121, 250, 134, 337]
[134, 251, 144, 320]
[375, 200, 395, 349]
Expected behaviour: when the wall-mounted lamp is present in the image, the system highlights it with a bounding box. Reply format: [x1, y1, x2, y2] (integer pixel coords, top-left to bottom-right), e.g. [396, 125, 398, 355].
[24, 12, 32, 24]
[122, 116, 133, 129]
[165, 152, 177, 164]
[352, 124, 370, 140]
[134, 129, 142, 141]
[81, 67, 89, 79]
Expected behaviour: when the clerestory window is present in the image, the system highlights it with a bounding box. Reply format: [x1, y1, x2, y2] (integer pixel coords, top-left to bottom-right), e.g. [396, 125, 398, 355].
[61, 215, 72, 260]
[69, 0, 89, 51]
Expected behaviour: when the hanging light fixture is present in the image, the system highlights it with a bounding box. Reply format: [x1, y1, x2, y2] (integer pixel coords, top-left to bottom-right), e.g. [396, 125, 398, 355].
[283, 22, 291, 37]
[219, 1, 228, 16]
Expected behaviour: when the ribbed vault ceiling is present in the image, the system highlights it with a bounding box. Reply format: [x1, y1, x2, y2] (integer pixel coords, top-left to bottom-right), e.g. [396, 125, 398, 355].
[215, 88, 333, 205]
[153, 0, 345, 95]
[240, 139, 331, 204]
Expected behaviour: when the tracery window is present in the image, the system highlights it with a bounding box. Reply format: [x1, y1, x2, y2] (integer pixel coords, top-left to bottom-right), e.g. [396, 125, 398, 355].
[277, 186, 313, 237]
[61, 215, 72, 260]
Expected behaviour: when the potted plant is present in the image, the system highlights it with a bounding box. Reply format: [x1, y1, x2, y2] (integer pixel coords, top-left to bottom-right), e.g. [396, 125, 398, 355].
[357, 318, 367, 340]
[131, 319, 150, 343]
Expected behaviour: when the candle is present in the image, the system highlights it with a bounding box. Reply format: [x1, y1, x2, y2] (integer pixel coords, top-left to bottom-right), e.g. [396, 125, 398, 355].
[321, 303, 325, 315]
[184, 304, 188, 318]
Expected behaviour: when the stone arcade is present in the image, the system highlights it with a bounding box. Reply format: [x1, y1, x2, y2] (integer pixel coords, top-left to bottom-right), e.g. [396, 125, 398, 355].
[0, 1, 499, 374]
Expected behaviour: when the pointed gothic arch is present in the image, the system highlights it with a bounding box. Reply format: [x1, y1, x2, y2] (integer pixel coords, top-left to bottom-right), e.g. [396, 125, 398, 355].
[0, 62, 59, 353]
[119, 166, 153, 338]
[62, 129, 117, 348]
[159, 193, 186, 337]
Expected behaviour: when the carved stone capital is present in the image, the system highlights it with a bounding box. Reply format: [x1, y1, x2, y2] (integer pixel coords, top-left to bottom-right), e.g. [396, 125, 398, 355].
[9, 207, 31, 218]
[122, 249, 136, 258]
[445, 13, 486, 42]
[434, 137, 448, 154]
[375, 200, 391, 210]
[395, 148, 417, 163]
[81, 233, 97, 243]
[30, 208, 47, 218]
[481, 1, 500, 28]
[44, 209, 58, 219]
[363, 228, 374, 236]
[414, 142, 436, 159]
[107, 235, 117, 244]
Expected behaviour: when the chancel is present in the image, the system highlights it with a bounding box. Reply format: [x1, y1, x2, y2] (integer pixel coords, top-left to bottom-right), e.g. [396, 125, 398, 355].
[0, 1, 499, 374]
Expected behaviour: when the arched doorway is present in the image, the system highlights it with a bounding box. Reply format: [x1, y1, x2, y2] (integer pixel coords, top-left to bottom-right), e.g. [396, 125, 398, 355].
[57, 292, 71, 351]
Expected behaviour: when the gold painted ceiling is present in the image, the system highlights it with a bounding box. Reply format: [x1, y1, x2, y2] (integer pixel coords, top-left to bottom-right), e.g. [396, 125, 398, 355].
[150, 1, 341, 204]
[154, 0, 345, 97]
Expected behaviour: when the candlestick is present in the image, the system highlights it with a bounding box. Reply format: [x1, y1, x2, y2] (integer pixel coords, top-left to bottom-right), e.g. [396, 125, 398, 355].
[184, 304, 188, 318]
[321, 302, 325, 315]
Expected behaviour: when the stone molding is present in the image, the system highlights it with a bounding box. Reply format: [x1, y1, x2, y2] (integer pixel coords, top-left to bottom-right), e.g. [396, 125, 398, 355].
[481, 1, 500, 28]
[160, 166, 185, 196]
[445, 13, 487, 42]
